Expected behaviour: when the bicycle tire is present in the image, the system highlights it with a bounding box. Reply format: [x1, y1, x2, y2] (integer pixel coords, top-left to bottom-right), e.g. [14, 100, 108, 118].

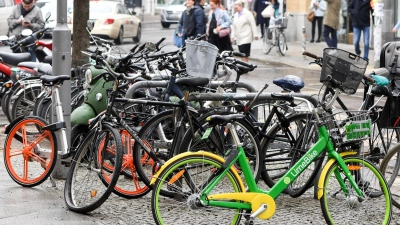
[111, 130, 151, 199]
[39, 98, 52, 123]
[3, 116, 57, 187]
[64, 123, 123, 213]
[320, 156, 391, 225]
[151, 153, 244, 225]
[263, 27, 273, 54]
[179, 111, 263, 180]
[133, 110, 175, 188]
[10, 86, 42, 121]
[5, 85, 23, 123]
[278, 32, 287, 56]
[32, 92, 47, 117]
[380, 143, 400, 208]
[287, 120, 325, 197]
[260, 113, 312, 188]
[1, 91, 11, 119]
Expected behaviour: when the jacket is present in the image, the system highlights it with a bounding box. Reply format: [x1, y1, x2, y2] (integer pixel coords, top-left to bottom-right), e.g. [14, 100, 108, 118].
[309, 0, 327, 17]
[323, 0, 341, 29]
[253, 0, 270, 25]
[191, 3, 206, 38]
[348, 0, 372, 28]
[231, 8, 258, 45]
[206, 8, 231, 34]
[7, 4, 45, 36]
[176, 8, 188, 36]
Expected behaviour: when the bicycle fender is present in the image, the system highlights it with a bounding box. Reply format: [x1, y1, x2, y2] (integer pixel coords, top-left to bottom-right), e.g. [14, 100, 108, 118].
[317, 151, 358, 199]
[71, 103, 96, 125]
[150, 151, 245, 191]
[4, 115, 26, 134]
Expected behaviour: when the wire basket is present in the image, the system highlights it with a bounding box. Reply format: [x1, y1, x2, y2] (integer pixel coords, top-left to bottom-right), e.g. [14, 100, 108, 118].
[275, 17, 288, 29]
[322, 110, 372, 146]
[185, 40, 219, 80]
[320, 48, 368, 95]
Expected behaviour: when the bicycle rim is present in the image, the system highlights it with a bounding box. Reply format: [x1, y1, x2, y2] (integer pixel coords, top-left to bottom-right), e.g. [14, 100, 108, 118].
[151, 154, 243, 225]
[261, 113, 311, 188]
[278, 33, 287, 56]
[11, 86, 41, 121]
[112, 130, 150, 199]
[320, 157, 391, 225]
[4, 117, 57, 187]
[380, 143, 400, 208]
[64, 124, 122, 213]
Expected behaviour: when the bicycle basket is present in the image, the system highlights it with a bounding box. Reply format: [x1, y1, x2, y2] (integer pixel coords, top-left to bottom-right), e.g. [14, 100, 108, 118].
[185, 40, 219, 79]
[275, 17, 288, 29]
[320, 48, 368, 95]
[323, 110, 372, 146]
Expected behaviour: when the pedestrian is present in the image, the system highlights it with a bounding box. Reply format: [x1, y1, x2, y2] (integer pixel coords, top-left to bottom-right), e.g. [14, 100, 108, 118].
[231, 0, 258, 64]
[175, 0, 196, 47]
[253, 0, 271, 38]
[323, 0, 341, 48]
[393, 20, 400, 33]
[185, 0, 206, 39]
[7, 0, 44, 36]
[348, 0, 373, 60]
[271, 0, 279, 17]
[341, 0, 348, 30]
[207, 0, 233, 52]
[309, 0, 326, 43]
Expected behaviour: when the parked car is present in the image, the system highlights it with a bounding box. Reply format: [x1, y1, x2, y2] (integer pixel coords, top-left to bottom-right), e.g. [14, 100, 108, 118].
[160, 0, 210, 29]
[35, 0, 74, 37]
[69, 0, 141, 44]
[0, 0, 14, 36]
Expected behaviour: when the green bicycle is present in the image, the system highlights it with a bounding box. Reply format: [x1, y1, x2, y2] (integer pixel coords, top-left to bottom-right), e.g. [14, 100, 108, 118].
[149, 74, 392, 224]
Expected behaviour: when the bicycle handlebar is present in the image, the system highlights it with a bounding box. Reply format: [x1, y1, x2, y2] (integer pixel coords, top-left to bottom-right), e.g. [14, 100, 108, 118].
[302, 51, 319, 59]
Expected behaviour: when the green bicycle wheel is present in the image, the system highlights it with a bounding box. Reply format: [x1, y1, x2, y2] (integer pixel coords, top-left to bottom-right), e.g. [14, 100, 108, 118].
[320, 157, 391, 225]
[151, 153, 244, 225]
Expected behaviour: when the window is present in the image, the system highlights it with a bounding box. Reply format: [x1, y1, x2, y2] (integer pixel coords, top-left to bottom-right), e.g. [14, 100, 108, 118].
[0, 0, 5, 8]
[116, 4, 124, 14]
[122, 5, 131, 15]
[5, 0, 12, 7]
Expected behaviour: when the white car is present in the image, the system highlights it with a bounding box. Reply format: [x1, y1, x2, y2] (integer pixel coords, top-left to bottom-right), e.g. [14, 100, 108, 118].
[0, 0, 14, 36]
[69, 0, 141, 44]
[36, 0, 74, 37]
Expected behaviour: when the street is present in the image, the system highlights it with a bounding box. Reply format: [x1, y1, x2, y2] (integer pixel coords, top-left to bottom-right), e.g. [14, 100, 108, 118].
[0, 22, 383, 224]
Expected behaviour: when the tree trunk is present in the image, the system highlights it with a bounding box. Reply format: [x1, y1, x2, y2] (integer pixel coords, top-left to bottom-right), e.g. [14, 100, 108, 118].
[72, 0, 90, 67]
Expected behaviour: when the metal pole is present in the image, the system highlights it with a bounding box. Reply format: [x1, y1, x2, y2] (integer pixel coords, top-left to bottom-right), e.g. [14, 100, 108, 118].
[51, 0, 72, 179]
[302, 26, 306, 60]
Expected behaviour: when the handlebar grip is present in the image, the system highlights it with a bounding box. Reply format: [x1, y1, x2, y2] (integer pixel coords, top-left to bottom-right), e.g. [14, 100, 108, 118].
[131, 65, 146, 71]
[121, 53, 133, 65]
[233, 52, 246, 57]
[303, 51, 319, 59]
[271, 93, 294, 101]
[236, 59, 256, 69]
[155, 37, 166, 48]
[363, 75, 375, 84]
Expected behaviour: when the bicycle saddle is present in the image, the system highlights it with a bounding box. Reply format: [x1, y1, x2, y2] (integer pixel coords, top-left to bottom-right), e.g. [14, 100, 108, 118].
[176, 77, 209, 87]
[273, 75, 305, 92]
[40, 75, 70, 85]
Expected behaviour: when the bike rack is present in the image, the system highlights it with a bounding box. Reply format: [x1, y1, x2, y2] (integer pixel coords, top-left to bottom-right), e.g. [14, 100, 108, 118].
[124, 80, 257, 99]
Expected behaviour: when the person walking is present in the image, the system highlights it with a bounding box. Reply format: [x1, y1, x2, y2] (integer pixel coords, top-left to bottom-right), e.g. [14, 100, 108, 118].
[7, 0, 44, 36]
[231, 0, 258, 63]
[348, 0, 373, 61]
[175, 0, 196, 47]
[207, 0, 233, 52]
[309, 0, 326, 43]
[253, 0, 270, 38]
[185, 0, 206, 39]
[323, 0, 341, 48]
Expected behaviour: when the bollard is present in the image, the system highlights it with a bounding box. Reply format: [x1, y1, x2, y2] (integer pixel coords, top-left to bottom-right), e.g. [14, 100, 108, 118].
[302, 26, 306, 60]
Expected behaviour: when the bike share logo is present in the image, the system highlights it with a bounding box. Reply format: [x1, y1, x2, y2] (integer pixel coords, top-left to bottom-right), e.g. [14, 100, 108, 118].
[284, 150, 318, 184]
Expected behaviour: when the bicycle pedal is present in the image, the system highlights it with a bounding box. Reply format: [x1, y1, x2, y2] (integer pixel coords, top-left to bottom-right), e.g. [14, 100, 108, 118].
[61, 153, 71, 159]
[61, 161, 71, 167]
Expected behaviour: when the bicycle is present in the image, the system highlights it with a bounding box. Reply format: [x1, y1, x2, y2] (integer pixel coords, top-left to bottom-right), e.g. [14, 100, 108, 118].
[263, 13, 292, 56]
[150, 74, 392, 224]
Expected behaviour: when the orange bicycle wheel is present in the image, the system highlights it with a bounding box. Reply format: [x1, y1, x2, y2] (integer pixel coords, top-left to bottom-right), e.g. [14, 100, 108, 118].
[4, 116, 57, 187]
[98, 130, 150, 198]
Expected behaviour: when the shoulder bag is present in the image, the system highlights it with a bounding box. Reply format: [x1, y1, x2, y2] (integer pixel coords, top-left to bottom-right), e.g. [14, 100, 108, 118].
[261, 4, 273, 18]
[217, 10, 231, 38]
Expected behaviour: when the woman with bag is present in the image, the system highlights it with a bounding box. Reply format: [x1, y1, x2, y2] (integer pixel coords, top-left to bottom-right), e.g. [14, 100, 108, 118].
[309, 0, 326, 43]
[207, 0, 233, 52]
[175, 0, 195, 48]
[231, 0, 258, 64]
[253, 0, 271, 38]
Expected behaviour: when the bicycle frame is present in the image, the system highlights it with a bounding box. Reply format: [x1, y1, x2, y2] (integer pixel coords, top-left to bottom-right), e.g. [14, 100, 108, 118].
[154, 96, 366, 218]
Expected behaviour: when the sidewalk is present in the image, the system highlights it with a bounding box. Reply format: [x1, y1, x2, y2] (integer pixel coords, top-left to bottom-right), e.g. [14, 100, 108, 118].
[237, 38, 378, 74]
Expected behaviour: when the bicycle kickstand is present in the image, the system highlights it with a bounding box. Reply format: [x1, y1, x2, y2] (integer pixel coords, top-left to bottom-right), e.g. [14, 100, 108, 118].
[49, 174, 56, 187]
